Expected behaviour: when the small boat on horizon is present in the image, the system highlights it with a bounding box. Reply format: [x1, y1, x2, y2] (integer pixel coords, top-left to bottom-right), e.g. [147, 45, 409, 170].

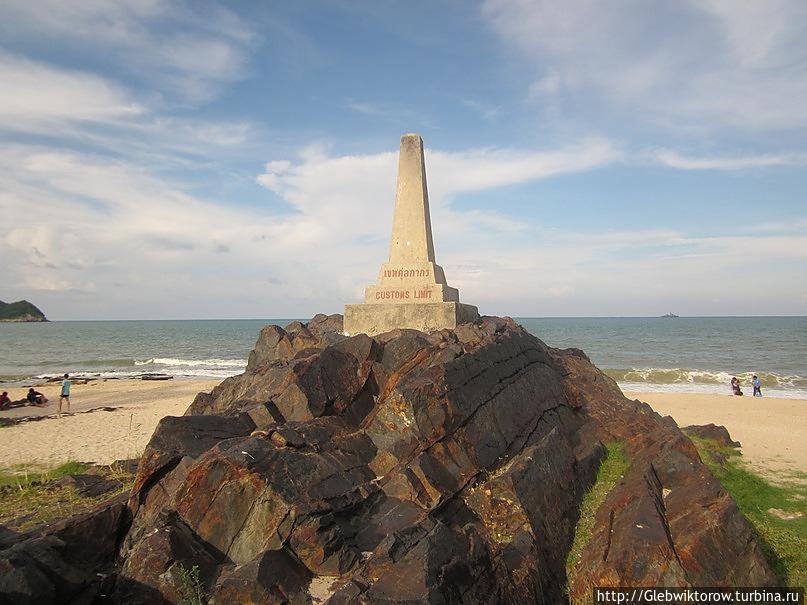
[661, 312, 679, 318]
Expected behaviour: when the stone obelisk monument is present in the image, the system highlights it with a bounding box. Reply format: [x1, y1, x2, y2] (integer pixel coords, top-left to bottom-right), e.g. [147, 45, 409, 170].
[344, 134, 479, 336]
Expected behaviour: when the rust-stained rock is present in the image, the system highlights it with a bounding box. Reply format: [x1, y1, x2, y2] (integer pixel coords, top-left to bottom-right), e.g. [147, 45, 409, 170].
[0, 315, 777, 604]
[119, 316, 776, 602]
[682, 423, 742, 448]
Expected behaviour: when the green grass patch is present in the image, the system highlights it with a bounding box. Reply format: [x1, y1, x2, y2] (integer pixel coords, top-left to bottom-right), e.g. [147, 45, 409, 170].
[566, 441, 628, 597]
[0, 460, 135, 531]
[0, 460, 90, 489]
[692, 436, 807, 588]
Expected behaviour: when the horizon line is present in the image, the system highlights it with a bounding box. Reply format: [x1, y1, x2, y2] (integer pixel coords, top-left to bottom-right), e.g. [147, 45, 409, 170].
[8, 314, 807, 322]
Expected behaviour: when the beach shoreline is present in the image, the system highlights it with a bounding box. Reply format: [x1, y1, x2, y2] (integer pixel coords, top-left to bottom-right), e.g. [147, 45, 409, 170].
[626, 390, 806, 480]
[1, 379, 804, 481]
[0, 379, 218, 468]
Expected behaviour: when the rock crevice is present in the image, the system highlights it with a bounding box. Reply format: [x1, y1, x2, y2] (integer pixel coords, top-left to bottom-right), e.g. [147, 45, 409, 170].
[0, 314, 777, 604]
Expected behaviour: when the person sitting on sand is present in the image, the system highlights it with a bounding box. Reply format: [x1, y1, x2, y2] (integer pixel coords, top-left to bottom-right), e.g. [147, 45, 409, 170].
[730, 376, 743, 396]
[26, 388, 48, 406]
[1, 391, 29, 410]
[752, 375, 762, 397]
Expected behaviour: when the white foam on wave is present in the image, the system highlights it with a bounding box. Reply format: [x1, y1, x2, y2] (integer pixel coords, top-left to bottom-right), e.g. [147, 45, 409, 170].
[617, 381, 807, 399]
[36, 358, 247, 381]
[135, 358, 247, 368]
[606, 367, 806, 389]
[36, 367, 244, 380]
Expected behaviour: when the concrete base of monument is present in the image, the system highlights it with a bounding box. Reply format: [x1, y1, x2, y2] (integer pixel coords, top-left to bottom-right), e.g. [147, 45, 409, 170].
[343, 301, 480, 336]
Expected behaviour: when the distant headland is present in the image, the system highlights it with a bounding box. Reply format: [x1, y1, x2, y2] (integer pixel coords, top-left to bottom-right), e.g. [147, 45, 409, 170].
[0, 300, 48, 322]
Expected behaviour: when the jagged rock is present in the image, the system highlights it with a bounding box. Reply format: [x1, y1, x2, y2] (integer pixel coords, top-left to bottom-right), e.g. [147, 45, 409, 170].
[50, 473, 123, 498]
[0, 315, 777, 604]
[0, 493, 129, 604]
[187, 316, 375, 421]
[550, 351, 774, 596]
[0, 527, 20, 550]
[682, 423, 742, 448]
[110, 315, 776, 603]
[245, 314, 346, 373]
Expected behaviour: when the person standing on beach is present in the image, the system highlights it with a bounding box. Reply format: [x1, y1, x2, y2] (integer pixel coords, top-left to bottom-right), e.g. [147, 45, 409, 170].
[752, 375, 763, 397]
[59, 373, 71, 416]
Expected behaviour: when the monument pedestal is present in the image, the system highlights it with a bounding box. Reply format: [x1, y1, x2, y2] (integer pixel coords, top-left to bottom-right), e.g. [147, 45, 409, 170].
[344, 301, 479, 336]
[344, 134, 480, 336]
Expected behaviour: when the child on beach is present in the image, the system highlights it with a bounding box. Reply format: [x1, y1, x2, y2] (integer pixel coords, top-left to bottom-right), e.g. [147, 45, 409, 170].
[0, 392, 10, 410]
[59, 373, 71, 417]
[730, 377, 743, 396]
[752, 375, 762, 397]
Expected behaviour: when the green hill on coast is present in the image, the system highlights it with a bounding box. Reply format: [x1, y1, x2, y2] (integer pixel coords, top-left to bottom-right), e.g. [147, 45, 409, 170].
[0, 300, 48, 322]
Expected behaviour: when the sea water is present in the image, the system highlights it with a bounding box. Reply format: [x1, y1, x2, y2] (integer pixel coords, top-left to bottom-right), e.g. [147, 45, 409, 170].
[1, 317, 805, 398]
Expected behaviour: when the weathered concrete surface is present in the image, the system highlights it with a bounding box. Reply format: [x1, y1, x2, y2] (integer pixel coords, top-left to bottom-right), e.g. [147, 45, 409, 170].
[345, 134, 479, 336]
[344, 301, 479, 336]
[389, 133, 436, 264]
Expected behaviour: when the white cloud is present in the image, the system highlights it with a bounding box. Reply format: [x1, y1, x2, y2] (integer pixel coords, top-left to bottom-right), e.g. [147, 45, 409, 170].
[546, 285, 573, 298]
[444, 226, 807, 317]
[698, 0, 802, 69]
[482, 0, 807, 133]
[653, 150, 807, 170]
[0, 0, 255, 102]
[526, 72, 562, 101]
[0, 50, 258, 170]
[252, 141, 806, 317]
[345, 99, 433, 126]
[2, 138, 805, 318]
[428, 139, 620, 197]
[0, 138, 620, 318]
[0, 52, 144, 130]
[0, 145, 291, 317]
[256, 138, 621, 253]
[461, 99, 501, 121]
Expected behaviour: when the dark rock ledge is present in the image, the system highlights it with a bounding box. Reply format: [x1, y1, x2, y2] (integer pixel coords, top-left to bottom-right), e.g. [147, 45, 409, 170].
[0, 314, 775, 604]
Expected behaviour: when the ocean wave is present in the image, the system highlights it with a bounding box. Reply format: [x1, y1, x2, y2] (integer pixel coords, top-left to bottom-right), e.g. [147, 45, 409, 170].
[617, 381, 807, 400]
[25, 357, 248, 381]
[33, 367, 243, 381]
[135, 358, 247, 368]
[33, 358, 138, 368]
[605, 368, 807, 389]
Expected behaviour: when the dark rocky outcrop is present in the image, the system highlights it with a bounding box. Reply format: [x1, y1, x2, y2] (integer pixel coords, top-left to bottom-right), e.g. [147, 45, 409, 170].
[682, 423, 742, 448]
[117, 315, 775, 603]
[50, 474, 123, 499]
[0, 300, 47, 322]
[0, 315, 777, 603]
[0, 494, 129, 604]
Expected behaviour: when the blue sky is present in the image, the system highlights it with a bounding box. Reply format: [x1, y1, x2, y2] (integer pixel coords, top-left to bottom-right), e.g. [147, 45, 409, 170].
[0, 0, 805, 319]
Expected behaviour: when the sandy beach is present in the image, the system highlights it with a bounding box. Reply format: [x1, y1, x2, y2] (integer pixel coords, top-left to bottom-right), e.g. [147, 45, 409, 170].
[2, 379, 804, 480]
[0, 379, 218, 468]
[627, 391, 807, 480]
